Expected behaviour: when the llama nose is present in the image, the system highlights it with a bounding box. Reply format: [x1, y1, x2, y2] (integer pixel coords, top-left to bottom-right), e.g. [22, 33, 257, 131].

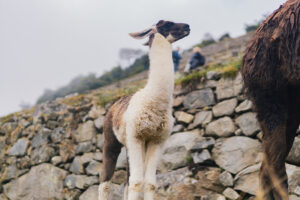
[183, 24, 190, 31]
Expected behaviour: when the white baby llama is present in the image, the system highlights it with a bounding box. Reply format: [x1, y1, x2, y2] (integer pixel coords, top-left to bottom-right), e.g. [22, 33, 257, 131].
[98, 20, 190, 200]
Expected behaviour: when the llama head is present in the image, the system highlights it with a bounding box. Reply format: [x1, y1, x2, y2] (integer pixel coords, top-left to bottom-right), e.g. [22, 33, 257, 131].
[129, 20, 190, 46]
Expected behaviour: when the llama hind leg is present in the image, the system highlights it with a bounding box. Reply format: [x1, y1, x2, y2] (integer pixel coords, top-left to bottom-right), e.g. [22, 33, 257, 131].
[144, 142, 164, 200]
[127, 137, 145, 200]
[99, 134, 122, 200]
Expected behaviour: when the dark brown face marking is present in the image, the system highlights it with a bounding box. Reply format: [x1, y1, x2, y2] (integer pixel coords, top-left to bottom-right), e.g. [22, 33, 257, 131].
[155, 20, 190, 42]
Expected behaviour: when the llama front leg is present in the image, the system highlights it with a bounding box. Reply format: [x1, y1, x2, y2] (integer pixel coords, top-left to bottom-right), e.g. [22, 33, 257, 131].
[127, 137, 145, 200]
[144, 142, 164, 200]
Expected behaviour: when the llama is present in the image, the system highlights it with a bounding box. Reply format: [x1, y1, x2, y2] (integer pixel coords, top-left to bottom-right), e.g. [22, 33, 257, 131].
[98, 20, 190, 200]
[242, 0, 300, 199]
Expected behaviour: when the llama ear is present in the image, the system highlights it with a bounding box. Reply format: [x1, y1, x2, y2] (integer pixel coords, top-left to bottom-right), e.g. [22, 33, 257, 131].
[143, 34, 155, 46]
[129, 27, 154, 39]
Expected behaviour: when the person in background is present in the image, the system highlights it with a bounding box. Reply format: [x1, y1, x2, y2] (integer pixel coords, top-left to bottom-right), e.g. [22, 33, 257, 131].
[172, 47, 182, 72]
[185, 46, 206, 72]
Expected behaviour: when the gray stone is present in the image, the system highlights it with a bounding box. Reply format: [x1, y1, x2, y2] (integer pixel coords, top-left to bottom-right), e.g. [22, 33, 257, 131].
[79, 184, 122, 200]
[31, 131, 50, 148]
[222, 188, 240, 200]
[74, 121, 96, 142]
[212, 136, 262, 174]
[157, 167, 192, 189]
[173, 96, 184, 107]
[3, 163, 67, 200]
[287, 136, 300, 165]
[216, 73, 243, 100]
[206, 71, 221, 80]
[234, 163, 261, 195]
[51, 156, 63, 166]
[94, 115, 105, 130]
[88, 106, 105, 119]
[50, 127, 64, 143]
[201, 194, 226, 200]
[96, 134, 104, 150]
[206, 117, 235, 137]
[219, 171, 234, 187]
[75, 141, 93, 154]
[172, 124, 184, 133]
[174, 111, 194, 124]
[31, 145, 56, 164]
[235, 112, 260, 136]
[9, 138, 29, 156]
[64, 174, 98, 189]
[235, 100, 252, 113]
[190, 137, 215, 151]
[286, 164, 300, 195]
[212, 98, 237, 117]
[86, 160, 102, 175]
[192, 149, 212, 164]
[116, 147, 127, 169]
[1, 164, 28, 182]
[183, 89, 216, 109]
[70, 154, 94, 174]
[189, 111, 213, 129]
[93, 151, 103, 161]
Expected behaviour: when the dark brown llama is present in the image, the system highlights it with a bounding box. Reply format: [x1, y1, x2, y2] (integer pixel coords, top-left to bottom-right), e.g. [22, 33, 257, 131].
[242, 0, 300, 199]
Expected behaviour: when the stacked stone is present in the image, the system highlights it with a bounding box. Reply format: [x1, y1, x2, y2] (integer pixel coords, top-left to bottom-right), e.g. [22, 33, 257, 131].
[0, 73, 299, 200]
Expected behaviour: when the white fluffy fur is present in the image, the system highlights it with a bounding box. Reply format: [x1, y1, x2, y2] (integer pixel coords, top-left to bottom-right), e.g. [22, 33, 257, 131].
[99, 33, 174, 200]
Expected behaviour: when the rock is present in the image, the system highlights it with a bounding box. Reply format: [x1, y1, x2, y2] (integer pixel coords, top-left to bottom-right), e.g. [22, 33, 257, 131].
[74, 121, 96, 142]
[289, 195, 300, 200]
[96, 134, 104, 150]
[112, 170, 127, 184]
[86, 160, 102, 176]
[174, 111, 194, 124]
[70, 154, 94, 174]
[94, 116, 105, 130]
[59, 140, 76, 162]
[75, 141, 93, 154]
[9, 138, 29, 156]
[183, 89, 216, 109]
[234, 163, 261, 195]
[172, 124, 184, 133]
[159, 146, 189, 172]
[31, 129, 50, 148]
[116, 147, 127, 169]
[3, 163, 67, 200]
[79, 184, 122, 200]
[286, 164, 300, 195]
[63, 188, 81, 200]
[201, 194, 226, 200]
[235, 100, 252, 113]
[190, 137, 215, 151]
[192, 149, 212, 164]
[93, 151, 103, 161]
[1, 164, 28, 182]
[51, 156, 63, 166]
[31, 145, 56, 164]
[64, 174, 98, 189]
[215, 73, 243, 100]
[212, 98, 237, 117]
[157, 167, 192, 189]
[206, 71, 221, 80]
[88, 106, 105, 119]
[173, 96, 184, 107]
[212, 136, 262, 174]
[222, 188, 240, 200]
[235, 112, 260, 136]
[50, 127, 64, 143]
[219, 171, 234, 187]
[189, 111, 213, 129]
[287, 136, 300, 165]
[206, 117, 235, 137]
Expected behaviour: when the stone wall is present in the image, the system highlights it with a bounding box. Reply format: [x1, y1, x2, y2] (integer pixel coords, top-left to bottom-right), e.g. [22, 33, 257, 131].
[0, 72, 299, 200]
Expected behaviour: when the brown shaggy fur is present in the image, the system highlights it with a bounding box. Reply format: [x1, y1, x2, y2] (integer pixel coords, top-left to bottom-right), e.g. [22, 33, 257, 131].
[242, 0, 300, 199]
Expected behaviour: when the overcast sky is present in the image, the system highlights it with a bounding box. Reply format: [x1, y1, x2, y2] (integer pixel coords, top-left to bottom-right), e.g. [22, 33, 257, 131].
[0, 0, 286, 117]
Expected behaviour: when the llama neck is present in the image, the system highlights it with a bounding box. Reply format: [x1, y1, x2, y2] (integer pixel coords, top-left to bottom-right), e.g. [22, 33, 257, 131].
[145, 33, 174, 101]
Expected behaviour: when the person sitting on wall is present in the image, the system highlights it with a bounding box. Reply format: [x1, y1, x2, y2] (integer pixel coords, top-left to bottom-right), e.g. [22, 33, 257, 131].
[172, 47, 182, 72]
[184, 46, 205, 72]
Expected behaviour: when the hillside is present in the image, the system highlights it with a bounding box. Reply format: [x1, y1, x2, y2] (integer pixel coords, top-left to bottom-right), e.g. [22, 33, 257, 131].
[0, 33, 300, 200]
